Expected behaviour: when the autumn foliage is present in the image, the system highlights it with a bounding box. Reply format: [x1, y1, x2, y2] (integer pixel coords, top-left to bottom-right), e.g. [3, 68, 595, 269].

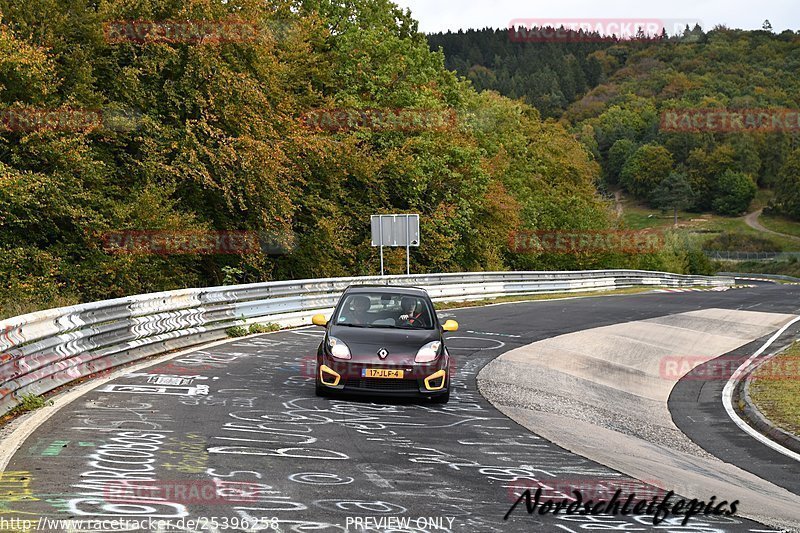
[0, 0, 681, 316]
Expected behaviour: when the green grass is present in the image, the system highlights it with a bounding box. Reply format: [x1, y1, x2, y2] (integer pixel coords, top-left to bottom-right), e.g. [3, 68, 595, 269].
[225, 326, 249, 337]
[8, 394, 53, 416]
[620, 200, 800, 252]
[703, 232, 778, 252]
[717, 259, 800, 278]
[621, 205, 691, 230]
[226, 323, 281, 337]
[248, 323, 280, 334]
[760, 214, 800, 239]
[434, 287, 659, 311]
[749, 342, 800, 436]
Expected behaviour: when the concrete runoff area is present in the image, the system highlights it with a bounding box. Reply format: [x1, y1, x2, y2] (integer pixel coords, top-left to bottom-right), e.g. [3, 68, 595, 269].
[479, 308, 800, 531]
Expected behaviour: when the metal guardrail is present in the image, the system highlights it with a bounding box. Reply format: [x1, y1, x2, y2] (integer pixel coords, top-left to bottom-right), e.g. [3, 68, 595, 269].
[705, 251, 800, 262]
[0, 270, 733, 416]
[717, 272, 800, 283]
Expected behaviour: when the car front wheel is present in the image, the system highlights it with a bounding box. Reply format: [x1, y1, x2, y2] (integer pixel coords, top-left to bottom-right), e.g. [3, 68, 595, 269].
[315, 377, 328, 397]
[431, 389, 450, 404]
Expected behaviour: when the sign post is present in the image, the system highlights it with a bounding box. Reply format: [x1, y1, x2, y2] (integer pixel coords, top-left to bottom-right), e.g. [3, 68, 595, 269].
[379, 216, 385, 276]
[371, 214, 420, 276]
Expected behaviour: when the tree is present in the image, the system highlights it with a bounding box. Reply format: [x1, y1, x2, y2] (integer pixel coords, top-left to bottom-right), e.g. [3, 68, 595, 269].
[686, 145, 737, 210]
[593, 98, 658, 153]
[619, 143, 673, 200]
[605, 138, 638, 184]
[773, 149, 800, 220]
[652, 172, 693, 226]
[429, 23, 799, 222]
[689, 23, 706, 42]
[712, 171, 757, 216]
[0, 0, 624, 312]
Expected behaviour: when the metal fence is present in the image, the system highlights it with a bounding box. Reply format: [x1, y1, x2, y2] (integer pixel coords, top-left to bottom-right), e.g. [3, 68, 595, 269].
[0, 270, 733, 416]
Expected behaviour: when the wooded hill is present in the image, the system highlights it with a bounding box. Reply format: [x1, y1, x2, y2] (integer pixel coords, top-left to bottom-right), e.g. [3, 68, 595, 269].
[428, 24, 800, 220]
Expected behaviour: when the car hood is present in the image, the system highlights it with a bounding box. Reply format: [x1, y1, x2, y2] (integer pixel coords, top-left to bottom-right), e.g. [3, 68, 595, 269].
[328, 325, 440, 364]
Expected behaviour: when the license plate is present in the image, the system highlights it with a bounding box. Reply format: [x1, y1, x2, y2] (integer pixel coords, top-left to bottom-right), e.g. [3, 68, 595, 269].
[362, 369, 404, 379]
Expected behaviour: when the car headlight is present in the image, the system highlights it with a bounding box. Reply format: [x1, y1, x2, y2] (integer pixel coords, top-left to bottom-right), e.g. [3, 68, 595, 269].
[327, 336, 351, 360]
[415, 341, 441, 363]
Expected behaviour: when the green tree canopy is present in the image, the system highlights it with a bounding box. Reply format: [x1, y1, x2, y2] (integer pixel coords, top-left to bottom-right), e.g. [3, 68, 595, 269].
[0, 0, 622, 314]
[619, 143, 673, 200]
[712, 170, 757, 216]
[605, 138, 638, 184]
[773, 149, 800, 220]
[652, 171, 693, 225]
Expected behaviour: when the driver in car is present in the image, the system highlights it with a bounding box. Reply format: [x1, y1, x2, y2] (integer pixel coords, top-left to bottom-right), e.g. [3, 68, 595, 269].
[398, 296, 424, 327]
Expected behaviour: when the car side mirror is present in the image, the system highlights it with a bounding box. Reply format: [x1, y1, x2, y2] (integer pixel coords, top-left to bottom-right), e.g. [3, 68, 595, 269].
[442, 320, 459, 332]
[312, 314, 328, 327]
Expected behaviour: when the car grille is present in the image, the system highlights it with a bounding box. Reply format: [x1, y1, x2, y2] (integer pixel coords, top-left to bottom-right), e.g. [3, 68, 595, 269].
[344, 378, 420, 392]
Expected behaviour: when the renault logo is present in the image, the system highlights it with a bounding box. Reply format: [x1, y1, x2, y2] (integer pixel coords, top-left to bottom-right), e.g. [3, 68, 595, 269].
[377, 348, 389, 359]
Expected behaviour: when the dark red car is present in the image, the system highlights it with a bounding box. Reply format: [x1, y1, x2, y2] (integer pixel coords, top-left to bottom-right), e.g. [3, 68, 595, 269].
[312, 286, 459, 403]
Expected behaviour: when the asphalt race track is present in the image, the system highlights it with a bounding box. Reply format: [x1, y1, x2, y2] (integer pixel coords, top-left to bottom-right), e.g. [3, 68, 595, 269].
[671, 325, 800, 496]
[4, 283, 800, 533]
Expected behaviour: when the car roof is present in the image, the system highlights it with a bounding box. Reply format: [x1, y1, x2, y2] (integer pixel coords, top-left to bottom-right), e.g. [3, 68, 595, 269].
[344, 285, 430, 297]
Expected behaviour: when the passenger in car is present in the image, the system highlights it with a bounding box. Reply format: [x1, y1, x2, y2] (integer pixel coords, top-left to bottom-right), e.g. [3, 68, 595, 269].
[350, 295, 372, 325]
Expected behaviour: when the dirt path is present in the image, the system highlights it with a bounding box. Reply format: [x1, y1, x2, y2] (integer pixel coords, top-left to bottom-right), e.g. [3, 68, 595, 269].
[743, 209, 800, 242]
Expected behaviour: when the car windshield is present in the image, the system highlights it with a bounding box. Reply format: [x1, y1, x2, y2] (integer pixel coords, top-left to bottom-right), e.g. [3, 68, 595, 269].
[334, 292, 435, 329]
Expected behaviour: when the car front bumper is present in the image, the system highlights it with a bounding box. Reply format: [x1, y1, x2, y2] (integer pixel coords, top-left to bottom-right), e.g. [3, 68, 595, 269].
[318, 358, 449, 397]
